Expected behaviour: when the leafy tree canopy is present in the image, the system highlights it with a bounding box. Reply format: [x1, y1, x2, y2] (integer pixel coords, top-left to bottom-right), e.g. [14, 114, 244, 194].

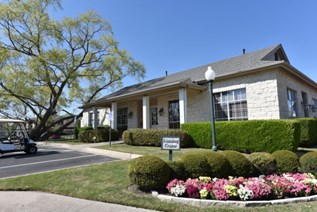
[0, 0, 145, 140]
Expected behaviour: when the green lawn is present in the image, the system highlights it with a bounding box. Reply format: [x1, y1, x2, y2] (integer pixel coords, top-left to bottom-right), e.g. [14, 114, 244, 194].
[0, 143, 317, 211]
[97, 143, 213, 160]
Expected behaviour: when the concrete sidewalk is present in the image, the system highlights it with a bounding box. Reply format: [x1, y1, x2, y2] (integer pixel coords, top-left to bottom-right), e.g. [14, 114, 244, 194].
[37, 141, 142, 160]
[0, 191, 157, 212]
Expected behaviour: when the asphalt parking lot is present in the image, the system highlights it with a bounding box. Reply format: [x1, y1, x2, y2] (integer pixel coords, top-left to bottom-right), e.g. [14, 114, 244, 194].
[0, 145, 117, 179]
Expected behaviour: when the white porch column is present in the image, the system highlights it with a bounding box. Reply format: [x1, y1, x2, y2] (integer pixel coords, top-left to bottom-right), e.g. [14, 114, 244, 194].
[179, 88, 188, 124]
[111, 102, 117, 130]
[142, 96, 150, 129]
[92, 107, 98, 129]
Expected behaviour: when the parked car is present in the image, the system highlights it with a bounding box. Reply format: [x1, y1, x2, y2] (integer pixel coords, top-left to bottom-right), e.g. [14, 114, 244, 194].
[0, 119, 37, 155]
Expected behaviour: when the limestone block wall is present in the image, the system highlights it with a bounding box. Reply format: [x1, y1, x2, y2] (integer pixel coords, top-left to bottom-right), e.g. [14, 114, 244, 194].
[187, 69, 281, 122]
[276, 70, 317, 119]
[81, 108, 110, 127]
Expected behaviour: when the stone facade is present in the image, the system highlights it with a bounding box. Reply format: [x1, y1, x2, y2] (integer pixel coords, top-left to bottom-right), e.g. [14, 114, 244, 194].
[276, 69, 317, 119]
[187, 69, 281, 122]
[81, 108, 110, 127]
[81, 69, 317, 129]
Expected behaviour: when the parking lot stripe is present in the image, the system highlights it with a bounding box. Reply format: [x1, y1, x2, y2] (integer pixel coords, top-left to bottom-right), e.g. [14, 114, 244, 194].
[0, 155, 98, 169]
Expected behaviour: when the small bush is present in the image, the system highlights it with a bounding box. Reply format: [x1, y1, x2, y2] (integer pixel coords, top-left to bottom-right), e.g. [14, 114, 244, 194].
[203, 151, 232, 178]
[167, 161, 187, 180]
[299, 152, 317, 175]
[181, 120, 301, 153]
[78, 127, 119, 143]
[221, 150, 255, 177]
[122, 129, 193, 147]
[248, 152, 277, 175]
[78, 126, 93, 132]
[297, 118, 317, 146]
[179, 152, 211, 179]
[129, 155, 170, 191]
[272, 150, 299, 173]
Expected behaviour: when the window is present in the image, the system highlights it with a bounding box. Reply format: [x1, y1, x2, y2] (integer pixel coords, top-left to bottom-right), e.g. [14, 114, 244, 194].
[88, 111, 94, 127]
[313, 99, 317, 112]
[287, 88, 297, 118]
[214, 88, 248, 121]
[151, 108, 158, 126]
[88, 110, 100, 127]
[168, 100, 180, 129]
[117, 107, 128, 130]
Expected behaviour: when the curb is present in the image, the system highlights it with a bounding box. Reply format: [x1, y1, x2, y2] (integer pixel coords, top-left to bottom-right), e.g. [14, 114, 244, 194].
[37, 142, 142, 160]
[152, 192, 317, 207]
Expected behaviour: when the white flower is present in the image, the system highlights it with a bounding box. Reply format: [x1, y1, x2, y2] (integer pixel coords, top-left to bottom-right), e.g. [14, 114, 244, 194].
[170, 184, 186, 197]
[237, 185, 253, 201]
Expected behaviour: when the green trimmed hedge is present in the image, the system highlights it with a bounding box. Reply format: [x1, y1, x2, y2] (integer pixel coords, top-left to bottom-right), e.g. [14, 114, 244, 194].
[297, 118, 317, 146]
[181, 120, 301, 153]
[122, 128, 193, 147]
[78, 127, 119, 143]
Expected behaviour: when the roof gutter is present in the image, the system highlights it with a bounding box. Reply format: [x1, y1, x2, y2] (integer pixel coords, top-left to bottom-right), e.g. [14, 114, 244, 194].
[195, 61, 317, 89]
[81, 80, 205, 108]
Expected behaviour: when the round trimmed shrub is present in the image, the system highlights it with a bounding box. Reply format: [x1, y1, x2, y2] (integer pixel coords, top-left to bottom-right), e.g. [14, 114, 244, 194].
[180, 152, 211, 179]
[272, 150, 299, 173]
[203, 151, 232, 178]
[300, 152, 317, 175]
[248, 152, 277, 175]
[129, 155, 170, 191]
[167, 160, 187, 180]
[221, 150, 255, 177]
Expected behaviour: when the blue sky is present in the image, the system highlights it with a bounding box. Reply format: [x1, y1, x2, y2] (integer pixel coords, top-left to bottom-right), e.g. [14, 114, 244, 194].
[60, 0, 317, 88]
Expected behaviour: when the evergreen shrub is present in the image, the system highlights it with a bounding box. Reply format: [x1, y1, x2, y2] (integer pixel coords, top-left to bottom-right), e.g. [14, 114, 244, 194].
[272, 150, 299, 173]
[122, 129, 193, 147]
[179, 152, 211, 179]
[221, 150, 255, 177]
[297, 118, 317, 146]
[299, 152, 317, 175]
[181, 120, 301, 153]
[248, 152, 277, 175]
[78, 126, 119, 143]
[203, 151, 232, 178]
[129, 155, 170, 191]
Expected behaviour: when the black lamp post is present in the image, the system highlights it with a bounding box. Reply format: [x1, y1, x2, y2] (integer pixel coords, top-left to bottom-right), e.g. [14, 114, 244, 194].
[205, 66, 217, 151]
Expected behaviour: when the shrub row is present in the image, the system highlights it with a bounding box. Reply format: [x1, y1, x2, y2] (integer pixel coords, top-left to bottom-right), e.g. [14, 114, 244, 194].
[122, 129, 193, 148]
[181, 120, 301, 153]
[297, 118, 317, 146]
[78, 126, 119, 143]
[129, 150, 317, 191]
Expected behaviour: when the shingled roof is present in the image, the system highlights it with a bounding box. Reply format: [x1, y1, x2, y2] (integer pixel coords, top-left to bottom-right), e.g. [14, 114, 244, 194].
[84, 44, 312, 108]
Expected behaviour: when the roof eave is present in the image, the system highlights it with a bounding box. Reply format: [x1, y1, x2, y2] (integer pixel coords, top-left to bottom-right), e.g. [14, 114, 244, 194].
[80, 81, 205, 108]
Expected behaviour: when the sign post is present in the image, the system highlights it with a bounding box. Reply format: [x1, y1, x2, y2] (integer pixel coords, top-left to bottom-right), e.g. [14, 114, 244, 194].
[161, 136, 180, 161]
[108, 112, 113, 147]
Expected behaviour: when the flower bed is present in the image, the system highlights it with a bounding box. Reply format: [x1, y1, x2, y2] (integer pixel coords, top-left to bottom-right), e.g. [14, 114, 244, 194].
[166, 173, 317, 201]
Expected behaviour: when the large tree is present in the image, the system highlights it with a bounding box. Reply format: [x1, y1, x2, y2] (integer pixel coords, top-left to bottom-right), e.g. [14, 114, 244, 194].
[0, 0, 145, 140]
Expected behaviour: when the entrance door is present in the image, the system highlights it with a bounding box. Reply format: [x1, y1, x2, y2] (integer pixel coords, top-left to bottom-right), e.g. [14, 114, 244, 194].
[302, 92, 309, 117]
[168, 100, 180, 129]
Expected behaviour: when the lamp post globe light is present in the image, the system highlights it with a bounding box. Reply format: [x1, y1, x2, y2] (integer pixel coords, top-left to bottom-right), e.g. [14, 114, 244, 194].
[205, 66, 217, 151]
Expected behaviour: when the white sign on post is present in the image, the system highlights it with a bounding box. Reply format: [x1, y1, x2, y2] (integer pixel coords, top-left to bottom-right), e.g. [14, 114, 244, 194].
[161, 136, 180, 150]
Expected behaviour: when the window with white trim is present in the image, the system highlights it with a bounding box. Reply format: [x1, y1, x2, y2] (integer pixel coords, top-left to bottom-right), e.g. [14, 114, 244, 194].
[88, 111, 93, 127]
[151, 107, 158, 126]
[287, 88, 297, 118]
[117, 107, 128, 130]
[313, 98, 317, 112]
[214, 88, 248, 121]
